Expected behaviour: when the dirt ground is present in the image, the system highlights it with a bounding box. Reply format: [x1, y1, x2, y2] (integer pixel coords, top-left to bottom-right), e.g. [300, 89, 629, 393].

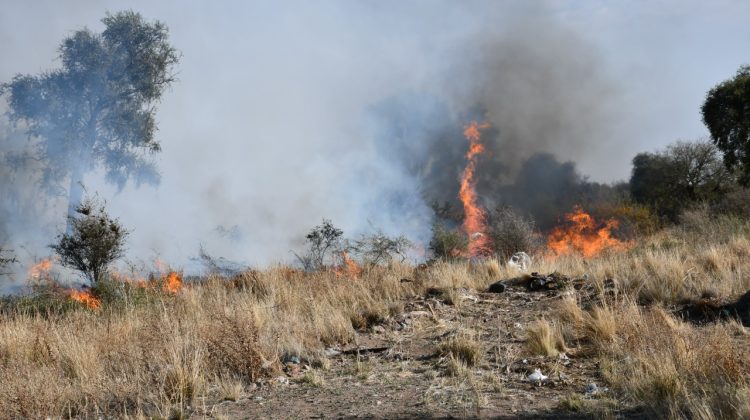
[195, 283, 643, 419]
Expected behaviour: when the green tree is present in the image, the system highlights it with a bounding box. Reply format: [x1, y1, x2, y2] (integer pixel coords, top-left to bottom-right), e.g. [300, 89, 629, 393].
[1, 11, 179, 229]
[630, 141, 733, 221]
[51, 197, 128, 284]
[702, 65, 750, 184]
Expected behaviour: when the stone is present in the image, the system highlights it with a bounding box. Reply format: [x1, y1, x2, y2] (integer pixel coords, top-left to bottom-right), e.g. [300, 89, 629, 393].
[488, 281, 506, 293]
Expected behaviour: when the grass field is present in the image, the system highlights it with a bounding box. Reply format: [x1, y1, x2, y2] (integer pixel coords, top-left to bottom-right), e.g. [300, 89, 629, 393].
[1, 211, 749, 418]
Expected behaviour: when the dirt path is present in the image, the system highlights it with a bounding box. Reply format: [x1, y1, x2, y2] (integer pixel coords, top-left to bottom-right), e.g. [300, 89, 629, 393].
[198, 284, 638, 419]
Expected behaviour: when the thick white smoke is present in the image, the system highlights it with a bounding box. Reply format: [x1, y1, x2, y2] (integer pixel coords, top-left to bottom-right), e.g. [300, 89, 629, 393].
[1, 1, 748, 288]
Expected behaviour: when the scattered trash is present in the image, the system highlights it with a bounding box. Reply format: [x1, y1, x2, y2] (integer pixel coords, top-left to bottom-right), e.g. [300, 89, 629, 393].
[527, 368, 548, 383]
[508, 252, 532, 271]
[527, 272, 577, 291]
[585, 382, 607, 395]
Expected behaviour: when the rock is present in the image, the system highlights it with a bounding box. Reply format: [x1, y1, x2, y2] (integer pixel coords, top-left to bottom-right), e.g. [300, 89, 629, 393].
[283, 355, 301, 364]
[507, 252, 532, 271]
[585, 383, 598, 395]
[274, 376, 289, 385]
[488, 281, 506, 293]
[324, 347, 341, 357]
[527, 368, 548, 383]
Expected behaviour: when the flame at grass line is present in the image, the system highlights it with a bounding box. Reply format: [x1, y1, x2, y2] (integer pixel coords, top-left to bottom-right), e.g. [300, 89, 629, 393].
[28, 257, 56, 281]
[68, 289, 102, 310]
[334, 251, 362, 278]
[459, 120, 492, 258]
[547, 206, 632, 258]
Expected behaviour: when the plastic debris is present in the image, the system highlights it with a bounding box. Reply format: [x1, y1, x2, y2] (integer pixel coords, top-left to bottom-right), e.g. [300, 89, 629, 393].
[527, 368, 548, 382]
[508, 252, 532, 271]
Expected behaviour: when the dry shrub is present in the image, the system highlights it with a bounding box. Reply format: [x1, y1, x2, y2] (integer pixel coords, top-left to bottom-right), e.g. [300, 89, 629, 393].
[204, 313, 278, 383]
[439, 331, 483, 367]
[525, 319, 566, 357]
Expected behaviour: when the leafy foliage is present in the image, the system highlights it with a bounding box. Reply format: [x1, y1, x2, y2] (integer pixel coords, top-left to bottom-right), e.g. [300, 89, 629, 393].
[630, 140, 734, 221]
[428, 223, 467, 260]
[351, 231, 411, 266]
[702, 65, 750, 185]
[51, 197, 128, 284]
[487, 207, 542, 260]
[1, 11, 179, 216]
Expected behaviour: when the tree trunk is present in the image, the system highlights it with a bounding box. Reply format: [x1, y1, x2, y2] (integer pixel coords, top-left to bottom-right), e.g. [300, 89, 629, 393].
[66, 164, 85, 234]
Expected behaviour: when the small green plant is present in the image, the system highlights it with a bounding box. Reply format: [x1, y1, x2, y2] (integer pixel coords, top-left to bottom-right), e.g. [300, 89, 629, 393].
[429, 223, 467, 260]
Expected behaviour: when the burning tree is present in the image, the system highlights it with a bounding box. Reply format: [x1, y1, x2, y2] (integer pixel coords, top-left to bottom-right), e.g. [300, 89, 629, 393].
[51, 197, 128, 284]
[1, 11, 179, 230]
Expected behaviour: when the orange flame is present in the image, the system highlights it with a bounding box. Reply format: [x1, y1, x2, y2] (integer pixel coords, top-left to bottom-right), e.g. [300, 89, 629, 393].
[162, 271, 183, 294]
[547, 206, 631, 258]
[459, 120, 492, 258]
[335, 252, 362, 278]
[68, 289, 101, 310]
[28, 257, 55, 281]
[111, 271, 150, 288]
[343, 252, 362, 278]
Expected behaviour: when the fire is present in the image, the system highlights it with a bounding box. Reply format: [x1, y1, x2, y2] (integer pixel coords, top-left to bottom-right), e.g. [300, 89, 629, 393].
[162, 271, 183, 294]
[28, 257, 55, 280]
[342, 252, 362, 278]
[459, 120, 492, 258]
[547, 206, 631, 258]
[335, 252, 362, 278]
[68, 289, 101, 310]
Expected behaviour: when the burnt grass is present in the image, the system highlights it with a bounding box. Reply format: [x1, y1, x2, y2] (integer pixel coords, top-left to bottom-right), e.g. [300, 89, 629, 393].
[203, 281, 647, 419]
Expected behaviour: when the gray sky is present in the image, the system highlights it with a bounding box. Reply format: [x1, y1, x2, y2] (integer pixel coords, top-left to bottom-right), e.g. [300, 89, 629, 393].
[1, 1, 749, 267]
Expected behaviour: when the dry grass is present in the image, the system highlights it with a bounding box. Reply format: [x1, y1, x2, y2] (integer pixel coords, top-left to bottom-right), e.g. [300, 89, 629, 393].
[2, 213, 750, 417]
[439, 330, 484, 367]
[525, 319, 566, 357]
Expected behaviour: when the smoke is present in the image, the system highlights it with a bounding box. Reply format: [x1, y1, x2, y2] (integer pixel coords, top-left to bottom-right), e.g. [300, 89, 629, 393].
[2, 1, 737, 287]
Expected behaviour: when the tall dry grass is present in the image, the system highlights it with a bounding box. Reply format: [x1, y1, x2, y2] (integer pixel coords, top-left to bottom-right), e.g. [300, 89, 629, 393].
[1, 211, 749, 417]
[0, 261, 500, 418]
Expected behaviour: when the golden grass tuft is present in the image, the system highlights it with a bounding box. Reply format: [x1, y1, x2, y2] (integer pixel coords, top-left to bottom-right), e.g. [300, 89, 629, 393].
[525, 318, 566, 357]
[439, 331, 484, 367]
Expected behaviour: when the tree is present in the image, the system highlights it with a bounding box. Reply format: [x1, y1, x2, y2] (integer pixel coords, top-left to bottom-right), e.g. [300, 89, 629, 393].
[0, 247, 16, 276]
[702, 65, 750, 185]
[630, 140, 733, 221]
[1, 11, 179, 229]
[51, 197, 128, 284]
[294, 219, 344, 271]
[351, 231, 411, 266]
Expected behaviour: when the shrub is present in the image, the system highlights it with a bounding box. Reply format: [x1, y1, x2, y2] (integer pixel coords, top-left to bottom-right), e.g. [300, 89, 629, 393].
[350, 230, 411, 266]
[293, 219, 344, 271]
[487, 207, 542, 260]
[428, 223, 466, 260]
[50, 197, 128, 284]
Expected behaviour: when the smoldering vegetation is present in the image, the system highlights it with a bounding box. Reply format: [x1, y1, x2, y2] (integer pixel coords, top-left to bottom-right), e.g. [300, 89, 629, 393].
[0, 3, 631, 287]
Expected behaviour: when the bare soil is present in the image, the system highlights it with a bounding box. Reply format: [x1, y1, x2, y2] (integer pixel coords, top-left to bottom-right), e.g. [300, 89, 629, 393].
[196, 283, 643, 419]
